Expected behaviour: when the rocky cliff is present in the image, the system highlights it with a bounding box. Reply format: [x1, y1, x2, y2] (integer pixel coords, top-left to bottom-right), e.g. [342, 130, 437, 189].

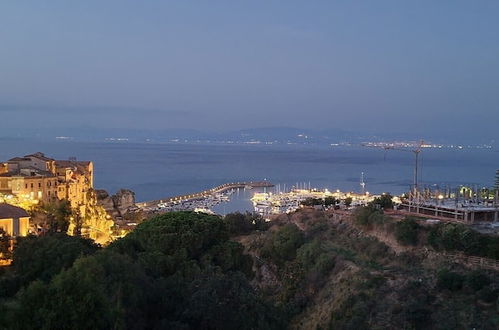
[96, 189, 137, 220]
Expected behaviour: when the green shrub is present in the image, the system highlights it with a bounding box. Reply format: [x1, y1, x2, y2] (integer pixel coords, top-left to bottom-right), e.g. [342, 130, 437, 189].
[428, 223, 499, 259]
[477, 286, 499, 303]
[353, 206, 385, 227]
[394, 217, 420, 246]
[465, 270, 490, 291]
[437, 269, 464, 291]
[261, 224, 305, 265]
[312, 253, 335, 275]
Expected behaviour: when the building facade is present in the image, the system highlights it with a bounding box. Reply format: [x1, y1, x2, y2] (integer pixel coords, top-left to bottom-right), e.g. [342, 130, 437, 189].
[0, 203, 30, 237]
[0, 152, 94, 208]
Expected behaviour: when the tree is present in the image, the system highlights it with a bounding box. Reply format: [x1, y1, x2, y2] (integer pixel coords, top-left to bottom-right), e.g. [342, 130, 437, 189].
[324, 196, 337, 207]
[224, 212, 254, 235]
[344, 197, 353, 207]
[72, 206, 83, 236]
[12, 234, 99, 286]
[0, 228, 12, 260]
[0, 212, 286, 329]
[370, 193, 394, 209]
[37, 200, 73, 233]
[181, 272, 283, 330]
[301, 198, 323, 206]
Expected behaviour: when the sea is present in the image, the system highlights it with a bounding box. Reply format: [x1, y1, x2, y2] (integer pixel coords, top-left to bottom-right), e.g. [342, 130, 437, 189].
[1, 139, 498, 213]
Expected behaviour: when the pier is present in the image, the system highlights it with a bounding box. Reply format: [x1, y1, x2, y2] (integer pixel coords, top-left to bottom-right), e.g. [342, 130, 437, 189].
[136, 181, 273, 209]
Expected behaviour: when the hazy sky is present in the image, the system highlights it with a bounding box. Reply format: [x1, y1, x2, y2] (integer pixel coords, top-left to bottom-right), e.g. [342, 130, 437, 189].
[1, 1, 499, 139]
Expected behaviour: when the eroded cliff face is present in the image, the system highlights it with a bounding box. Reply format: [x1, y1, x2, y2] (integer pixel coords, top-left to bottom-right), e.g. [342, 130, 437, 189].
[96, 189, 136, 220]
[113, 189, 136, 215]
[68, 189, 115, 245]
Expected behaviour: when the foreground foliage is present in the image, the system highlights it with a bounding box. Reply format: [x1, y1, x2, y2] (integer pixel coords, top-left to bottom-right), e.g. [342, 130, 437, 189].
[2, 208, 499, 329]
[0, 212, 282, 330]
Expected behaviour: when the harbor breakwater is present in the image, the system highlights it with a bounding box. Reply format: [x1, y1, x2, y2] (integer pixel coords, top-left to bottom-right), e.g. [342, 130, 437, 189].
[136, 181, 274, 209]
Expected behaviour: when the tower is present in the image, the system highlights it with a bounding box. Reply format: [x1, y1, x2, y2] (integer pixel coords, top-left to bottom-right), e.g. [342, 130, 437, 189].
[360, 172, 366, 195]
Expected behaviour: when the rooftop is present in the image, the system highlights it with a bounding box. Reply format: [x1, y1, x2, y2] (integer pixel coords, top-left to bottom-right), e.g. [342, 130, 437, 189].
[0, 203, 29, 219]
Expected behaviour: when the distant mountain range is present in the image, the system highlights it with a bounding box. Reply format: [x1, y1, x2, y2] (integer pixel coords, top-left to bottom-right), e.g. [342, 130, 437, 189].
[1, 126, 495, 146]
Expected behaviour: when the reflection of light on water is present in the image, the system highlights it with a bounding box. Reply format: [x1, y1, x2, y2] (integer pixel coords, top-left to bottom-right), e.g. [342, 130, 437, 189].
[212, 187, 266, 214]
[213, 184, 378, 215]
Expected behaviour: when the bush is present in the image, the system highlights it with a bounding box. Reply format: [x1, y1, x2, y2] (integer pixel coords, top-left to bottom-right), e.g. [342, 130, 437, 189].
[261, 224, 305, 265]
[428, 223, 499, 259]
[394, 217, 420, 246]
[477, 286, 499, 303]
[353, 206, 385, 227]
[465, 270, 490, 291]
[437, 269, 465, 291]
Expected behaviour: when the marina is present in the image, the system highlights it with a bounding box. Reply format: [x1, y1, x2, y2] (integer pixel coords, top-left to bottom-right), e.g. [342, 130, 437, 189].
[251, 188, 376, 215]
[136, 181, 274, 214]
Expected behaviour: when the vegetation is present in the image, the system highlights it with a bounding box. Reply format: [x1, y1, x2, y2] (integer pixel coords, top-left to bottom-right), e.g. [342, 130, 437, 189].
[261, 224, 305, 265]
[0, 212, 282, 329]
[353, 205, 386, 227]
[370, 193, 394, 209]
[36, 200, 73, 233]
[2, 208, 499, 329]
[300, 197, 324, 207]
[428, 222, 499, 259]
[394, 217, 420, 246]
[0, 229, 12, 261]
[223, 212, 268, 235]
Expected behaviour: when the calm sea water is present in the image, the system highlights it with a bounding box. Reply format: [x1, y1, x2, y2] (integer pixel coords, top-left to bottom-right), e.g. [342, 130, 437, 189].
[1, 139, 498, 212]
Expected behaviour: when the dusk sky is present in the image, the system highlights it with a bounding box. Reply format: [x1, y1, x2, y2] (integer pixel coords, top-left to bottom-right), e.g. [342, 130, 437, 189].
[1, 1, 499, 140]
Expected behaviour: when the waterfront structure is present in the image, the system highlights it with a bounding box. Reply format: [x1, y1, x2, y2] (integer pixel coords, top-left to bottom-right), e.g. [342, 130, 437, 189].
[0, 153, 93, 209]
[251, 189, 376, 215]
[399, 186, 499, 223]
[0, 203, 30, 237]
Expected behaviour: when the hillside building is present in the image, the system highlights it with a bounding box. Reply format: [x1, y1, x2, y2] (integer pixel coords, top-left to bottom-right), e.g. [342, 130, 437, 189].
[0, 152, 94, 208]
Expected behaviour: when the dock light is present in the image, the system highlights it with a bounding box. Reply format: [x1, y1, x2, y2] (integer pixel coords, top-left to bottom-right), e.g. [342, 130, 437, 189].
[438, 194, 444, 200]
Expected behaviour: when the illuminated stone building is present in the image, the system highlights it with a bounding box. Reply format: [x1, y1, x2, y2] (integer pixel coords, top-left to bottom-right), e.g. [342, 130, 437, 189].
[0, 203, 30, 237]
[0, 153, 94, 208]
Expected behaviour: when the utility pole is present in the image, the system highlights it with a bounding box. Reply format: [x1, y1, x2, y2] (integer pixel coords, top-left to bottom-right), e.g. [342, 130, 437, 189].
[413, 140, 423, 193]
[383, 140, 424, 194]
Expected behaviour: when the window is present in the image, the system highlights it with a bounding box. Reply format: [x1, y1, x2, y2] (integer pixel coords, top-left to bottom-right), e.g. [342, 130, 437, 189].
[30, 183, 33, 189]
[38, 183, 41, 188]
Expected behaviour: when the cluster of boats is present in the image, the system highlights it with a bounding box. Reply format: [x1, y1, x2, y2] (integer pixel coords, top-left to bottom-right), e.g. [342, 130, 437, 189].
[251, 189, 374, 215]
[152, 191, 232, 214]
